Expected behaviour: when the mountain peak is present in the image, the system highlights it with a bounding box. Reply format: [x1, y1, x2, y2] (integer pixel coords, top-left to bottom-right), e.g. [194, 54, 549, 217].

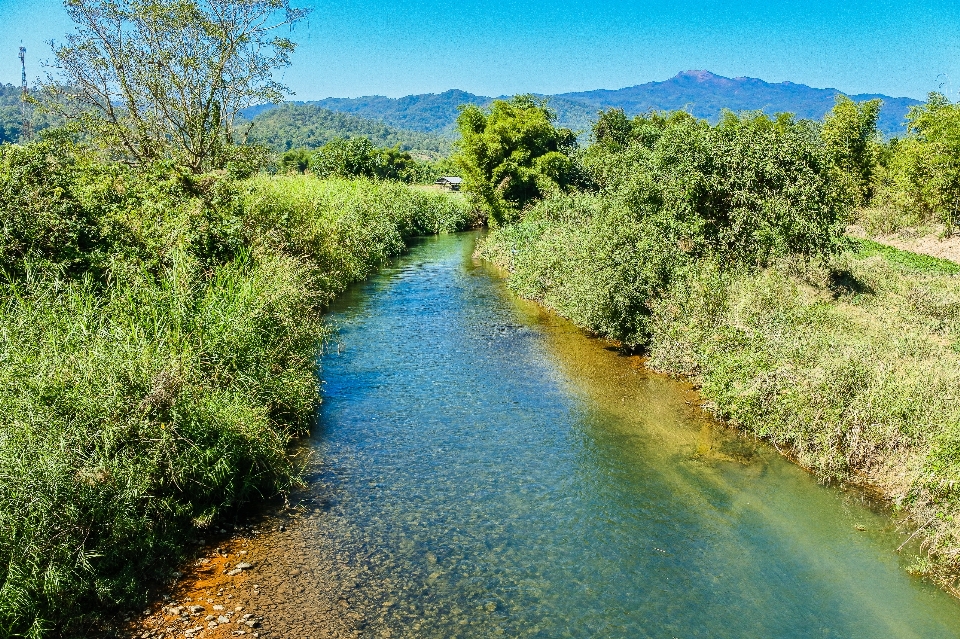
[675, 70, 722, 81]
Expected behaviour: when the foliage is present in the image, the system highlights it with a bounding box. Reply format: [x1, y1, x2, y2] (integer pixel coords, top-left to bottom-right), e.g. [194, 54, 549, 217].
[586, 109, 845, 262]
[0, 134, 102, 278]
[309, 138, 424, 183]
[279, 148, 312, 174]
[454, 95, 581, 226]
[244, 103, 451, 156]
[875, 93, 960, 234]
[43, 0, 308, 172]
[0, 138, 472, 636]
[480, 109, 845, 347]
[822, 95, 882, 206]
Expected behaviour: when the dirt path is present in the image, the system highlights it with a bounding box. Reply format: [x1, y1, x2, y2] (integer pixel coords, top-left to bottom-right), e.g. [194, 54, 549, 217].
[848, 224, 960, 263]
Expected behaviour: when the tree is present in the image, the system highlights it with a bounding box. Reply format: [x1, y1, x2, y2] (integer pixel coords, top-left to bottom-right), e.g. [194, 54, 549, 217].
[310, 137, 421, 182]
[279, 148, 312, 174]
[885, 93, 960, 234]
[821, 95, 882, 206]
[592, 108, 634, 148]
[454, 95, 580, 226]
[44, 0, 308, 173]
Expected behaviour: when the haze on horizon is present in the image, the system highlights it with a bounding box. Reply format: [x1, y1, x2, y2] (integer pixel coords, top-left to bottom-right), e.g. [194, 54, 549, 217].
[0, 0, 957, 102]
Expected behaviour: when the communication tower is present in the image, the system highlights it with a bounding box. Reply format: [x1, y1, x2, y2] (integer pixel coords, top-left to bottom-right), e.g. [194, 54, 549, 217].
[19, 46, 32, 141]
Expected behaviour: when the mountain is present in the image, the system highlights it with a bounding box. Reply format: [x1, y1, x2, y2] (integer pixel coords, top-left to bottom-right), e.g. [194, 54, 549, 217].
[243, 103, 452, 157]
[246, 71, 923, 138]
[555, 70, 922, 136]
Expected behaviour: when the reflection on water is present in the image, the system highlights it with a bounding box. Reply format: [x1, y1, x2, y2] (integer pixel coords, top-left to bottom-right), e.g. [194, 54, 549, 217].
[310, 232, 960, 638]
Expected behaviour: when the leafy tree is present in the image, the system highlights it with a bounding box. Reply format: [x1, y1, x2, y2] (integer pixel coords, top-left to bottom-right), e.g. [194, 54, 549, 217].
[882, 93, 960, 234]
[592, 108, 634, 148]
[454, 95, 580, 226]
[280, 148, 312, 174]
[822, 95, 882, 206]
[310, 137, 421, 182]
[581, 110, 844, 263]
[43, 0, 308, 172]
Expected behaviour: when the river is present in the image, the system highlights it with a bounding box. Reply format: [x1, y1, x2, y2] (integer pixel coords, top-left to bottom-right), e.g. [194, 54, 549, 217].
[297, 231, 960, 638]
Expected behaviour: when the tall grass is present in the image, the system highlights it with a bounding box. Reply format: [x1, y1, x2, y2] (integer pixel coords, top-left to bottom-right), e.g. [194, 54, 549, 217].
[0, 155, 474, 638]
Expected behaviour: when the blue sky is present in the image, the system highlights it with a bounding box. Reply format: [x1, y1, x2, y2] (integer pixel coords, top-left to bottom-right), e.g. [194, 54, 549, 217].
[1, 0, 958, 100]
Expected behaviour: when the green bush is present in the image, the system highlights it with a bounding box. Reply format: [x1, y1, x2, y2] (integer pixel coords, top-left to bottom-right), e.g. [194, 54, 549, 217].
[309, 138, 423, 183]
[480, 110, 845, 348]
[873, 93, 960, 234]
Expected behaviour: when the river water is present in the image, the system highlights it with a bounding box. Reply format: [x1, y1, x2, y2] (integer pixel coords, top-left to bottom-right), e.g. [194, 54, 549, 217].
[306, 232, 960, 638]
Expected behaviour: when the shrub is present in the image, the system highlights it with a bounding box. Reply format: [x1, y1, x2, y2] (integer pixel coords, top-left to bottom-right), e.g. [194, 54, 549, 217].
[481, 110, 846, 347]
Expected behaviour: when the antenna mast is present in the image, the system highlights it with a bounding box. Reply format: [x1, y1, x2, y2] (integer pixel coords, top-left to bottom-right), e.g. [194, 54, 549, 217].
[19, 46, 32, 142]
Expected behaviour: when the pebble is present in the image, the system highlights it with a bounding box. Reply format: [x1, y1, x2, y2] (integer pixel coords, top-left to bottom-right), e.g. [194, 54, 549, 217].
[219, 616, 231, 623]
[188, 605, 204, 614]
[213, 605, 225, 611]
[236, 562, 254, 570]
[227, 569, 242, 576]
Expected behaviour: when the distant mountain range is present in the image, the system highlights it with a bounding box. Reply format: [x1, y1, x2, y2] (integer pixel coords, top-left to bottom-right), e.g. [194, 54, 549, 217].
[244, 71, 924, 138]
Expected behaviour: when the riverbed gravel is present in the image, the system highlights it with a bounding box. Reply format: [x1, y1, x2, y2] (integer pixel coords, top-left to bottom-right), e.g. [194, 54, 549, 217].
[124, 498, 369, 639]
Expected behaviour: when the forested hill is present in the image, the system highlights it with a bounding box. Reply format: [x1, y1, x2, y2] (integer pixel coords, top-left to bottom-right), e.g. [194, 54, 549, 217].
[245, 71, 922, 137]
[0, 84, 25, 143]
[243, 103, 452, 156]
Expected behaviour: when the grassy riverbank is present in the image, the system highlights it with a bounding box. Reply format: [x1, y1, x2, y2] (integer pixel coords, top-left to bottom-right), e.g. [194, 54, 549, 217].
[479, 221, 960, 586]
[0, 140, 474, 637]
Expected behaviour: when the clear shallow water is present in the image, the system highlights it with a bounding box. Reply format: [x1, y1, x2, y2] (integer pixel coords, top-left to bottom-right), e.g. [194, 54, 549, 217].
[311, 232, 960, 638]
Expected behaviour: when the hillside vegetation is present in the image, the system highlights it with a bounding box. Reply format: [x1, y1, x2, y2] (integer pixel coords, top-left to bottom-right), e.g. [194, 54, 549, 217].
[470, 93, 960, 588]
[251, 71, 919, 137]
[244, 103, 451, 157]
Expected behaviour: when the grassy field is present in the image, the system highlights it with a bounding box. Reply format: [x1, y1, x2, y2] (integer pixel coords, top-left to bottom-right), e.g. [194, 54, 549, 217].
[0, 150, 475, 638]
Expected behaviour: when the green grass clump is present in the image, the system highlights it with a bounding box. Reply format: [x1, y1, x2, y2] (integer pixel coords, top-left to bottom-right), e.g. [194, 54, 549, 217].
[0, 253, 319, 637]
[0, 140, 474, 638]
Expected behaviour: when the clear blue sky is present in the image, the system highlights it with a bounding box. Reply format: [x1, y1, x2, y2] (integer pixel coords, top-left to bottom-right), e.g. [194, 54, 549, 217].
[1, 0, 958, 100]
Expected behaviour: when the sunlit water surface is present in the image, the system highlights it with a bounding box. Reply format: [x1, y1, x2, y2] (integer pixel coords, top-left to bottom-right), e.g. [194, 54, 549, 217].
[309, 232, 960, 638]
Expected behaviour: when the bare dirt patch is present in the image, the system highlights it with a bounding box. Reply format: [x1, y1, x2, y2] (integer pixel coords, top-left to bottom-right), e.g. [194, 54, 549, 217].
[848, 224, 960, 264]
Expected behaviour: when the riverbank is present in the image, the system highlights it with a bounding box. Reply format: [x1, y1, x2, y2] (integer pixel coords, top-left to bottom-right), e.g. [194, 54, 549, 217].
[478, 225, 960, 589]
[0, 144, 476, 637]
[130, 231, 960, 638]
